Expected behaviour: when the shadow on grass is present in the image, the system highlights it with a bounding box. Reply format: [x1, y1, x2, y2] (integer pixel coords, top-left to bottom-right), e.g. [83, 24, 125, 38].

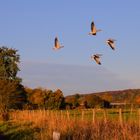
[0, 121, 40, 140]
[0, 133, 9, 140]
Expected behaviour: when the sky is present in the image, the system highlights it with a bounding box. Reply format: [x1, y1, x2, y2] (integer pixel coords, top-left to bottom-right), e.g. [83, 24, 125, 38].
[0, 1, 140, 95]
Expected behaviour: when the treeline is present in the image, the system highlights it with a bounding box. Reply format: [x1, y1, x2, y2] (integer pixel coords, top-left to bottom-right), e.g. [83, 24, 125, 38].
[0, 81, 111, 110]
[65, 93, 110, 109]
[4, 86, 109, 110]
[2, 84, 140, 110]
[65, 89, 140, 109]
[8, 87, 140, 110]
[20, 88, 109, 110]
[24, 88, 65, 109]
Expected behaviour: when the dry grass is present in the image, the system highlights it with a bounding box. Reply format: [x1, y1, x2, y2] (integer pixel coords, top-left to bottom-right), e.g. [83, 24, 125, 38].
[1, 109, 140, 140]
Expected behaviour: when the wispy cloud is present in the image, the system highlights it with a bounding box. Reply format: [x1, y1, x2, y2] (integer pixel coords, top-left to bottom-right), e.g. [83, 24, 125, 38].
[18, 61, 136, 95]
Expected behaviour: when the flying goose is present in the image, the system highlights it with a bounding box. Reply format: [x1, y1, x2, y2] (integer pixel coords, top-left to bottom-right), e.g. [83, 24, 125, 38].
[106, 39, 116, 50]
[53, 37, 64, 50]
[91, 54, 102, 65]
[89, 21, 102, 35]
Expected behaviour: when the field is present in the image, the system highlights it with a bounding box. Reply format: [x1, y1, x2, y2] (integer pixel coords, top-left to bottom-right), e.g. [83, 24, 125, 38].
[0, 109, 140, 140]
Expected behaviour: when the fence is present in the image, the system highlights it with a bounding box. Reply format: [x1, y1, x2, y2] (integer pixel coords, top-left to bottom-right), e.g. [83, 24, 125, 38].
[6, 109, 140, 140]
[10, 108, 140, 125]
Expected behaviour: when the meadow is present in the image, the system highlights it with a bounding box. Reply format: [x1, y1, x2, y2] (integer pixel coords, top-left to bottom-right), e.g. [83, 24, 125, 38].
[0, 108, 140, 140]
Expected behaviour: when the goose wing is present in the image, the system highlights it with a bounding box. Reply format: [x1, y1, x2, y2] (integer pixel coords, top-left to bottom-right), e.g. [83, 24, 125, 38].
[54, 37, 60, 49]
[95, 54, 102, 57]
[94, 57, 101, 65]
[107, 40, 115, 50]
[91, 21, 95, 32]
[108, 38, 116, 43]
[108, 42, 115, 50]
[108, 39, 114, 43]
[91, 21, 97, 35]
[55, 37, 58, 47]
[91, 54, 101, 65]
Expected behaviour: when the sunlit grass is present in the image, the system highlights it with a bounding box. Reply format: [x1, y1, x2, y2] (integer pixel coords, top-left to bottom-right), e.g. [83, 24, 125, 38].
[0, 109, 140, 140]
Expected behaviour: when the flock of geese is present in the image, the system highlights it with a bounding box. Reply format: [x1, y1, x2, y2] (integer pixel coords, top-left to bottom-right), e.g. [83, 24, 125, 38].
[53, 19, 116, 65]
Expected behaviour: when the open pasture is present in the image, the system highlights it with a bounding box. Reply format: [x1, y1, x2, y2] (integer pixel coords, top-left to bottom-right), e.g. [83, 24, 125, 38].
[0, 108, 140, 140]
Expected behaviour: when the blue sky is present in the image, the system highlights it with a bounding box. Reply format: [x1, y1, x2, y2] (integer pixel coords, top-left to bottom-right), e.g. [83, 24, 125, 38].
[0, 1, 140, 95]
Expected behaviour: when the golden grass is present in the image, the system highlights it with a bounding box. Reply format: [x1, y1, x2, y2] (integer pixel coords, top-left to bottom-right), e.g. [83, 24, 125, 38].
[0, 109, 137, 140]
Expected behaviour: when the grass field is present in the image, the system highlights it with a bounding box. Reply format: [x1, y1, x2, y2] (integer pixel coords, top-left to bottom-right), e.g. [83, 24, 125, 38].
[0, 108, 140, 140]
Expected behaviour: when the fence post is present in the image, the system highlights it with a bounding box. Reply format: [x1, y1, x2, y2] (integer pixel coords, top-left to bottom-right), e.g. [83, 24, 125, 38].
[130, 104, 133, 116]
[138, 109, 140, 128]
[93, 109, 95, 124]
[67, 110, 70, 120]
[53, 131, 61, 140]
[43, 109, 46, 119]
[119, 108, 123, 126]
[82, 110, 84, 121]
[103, 109, 107, 123]
[60, 110, 63, 120]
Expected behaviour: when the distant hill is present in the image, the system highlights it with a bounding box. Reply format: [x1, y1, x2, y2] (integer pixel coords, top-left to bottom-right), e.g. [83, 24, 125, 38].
[93, 89, 140, 103]
[65, 89, 140, 108]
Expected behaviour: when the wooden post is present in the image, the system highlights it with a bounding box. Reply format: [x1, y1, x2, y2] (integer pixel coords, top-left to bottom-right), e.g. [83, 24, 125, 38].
[130, 104, 133, 116]
[119, 108, 123, 126]
[53, 131, 60, 140]
[74, 111, 76, 121]
[92, 109, 95, 124]
[43, 109, 46, 119]
[138, 109, 140, 128]
[60, 110, 63, 120]
[67, 110, 70, 120]
[103, 109, 107, 123]
[82, 110, 84, 121]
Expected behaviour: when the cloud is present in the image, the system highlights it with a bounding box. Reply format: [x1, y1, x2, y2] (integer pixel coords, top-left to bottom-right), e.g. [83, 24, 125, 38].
[18, 61, 135, 95]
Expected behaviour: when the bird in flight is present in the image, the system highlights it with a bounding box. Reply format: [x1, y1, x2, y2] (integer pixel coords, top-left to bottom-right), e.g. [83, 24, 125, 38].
[53, 37, 64, 50]
[106, 39, 116, 50]
[89, 21, 102, 35]
[91, 54, 102, 65]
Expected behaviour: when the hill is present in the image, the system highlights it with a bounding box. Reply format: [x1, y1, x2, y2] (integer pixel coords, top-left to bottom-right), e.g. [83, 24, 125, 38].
[65, 89, 140, 108]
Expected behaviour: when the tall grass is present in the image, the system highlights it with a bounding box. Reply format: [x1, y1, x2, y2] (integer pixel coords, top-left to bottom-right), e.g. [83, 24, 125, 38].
[1, 109, 140, 140]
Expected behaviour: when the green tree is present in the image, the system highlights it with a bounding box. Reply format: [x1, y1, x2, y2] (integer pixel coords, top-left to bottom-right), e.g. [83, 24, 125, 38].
[0, 46, 26, 120]
[44, 89, 65, 109]
[0, 47, 20, 80]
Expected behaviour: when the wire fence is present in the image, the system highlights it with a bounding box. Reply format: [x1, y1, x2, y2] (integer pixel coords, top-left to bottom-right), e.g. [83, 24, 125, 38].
[10, 108, 140, 125]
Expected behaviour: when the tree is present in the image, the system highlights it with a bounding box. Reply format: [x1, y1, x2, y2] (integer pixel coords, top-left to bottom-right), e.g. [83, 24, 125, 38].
[0, 46, 26, 120]
[83, 95, 104, 108]
[44, 89, 65, 109]
[53, 89, 65, 109]
[0, 47, 20, 80]
[65, 96, 80, 109]
[27, 88, 45, 109]
[9, 84, 27, 109]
